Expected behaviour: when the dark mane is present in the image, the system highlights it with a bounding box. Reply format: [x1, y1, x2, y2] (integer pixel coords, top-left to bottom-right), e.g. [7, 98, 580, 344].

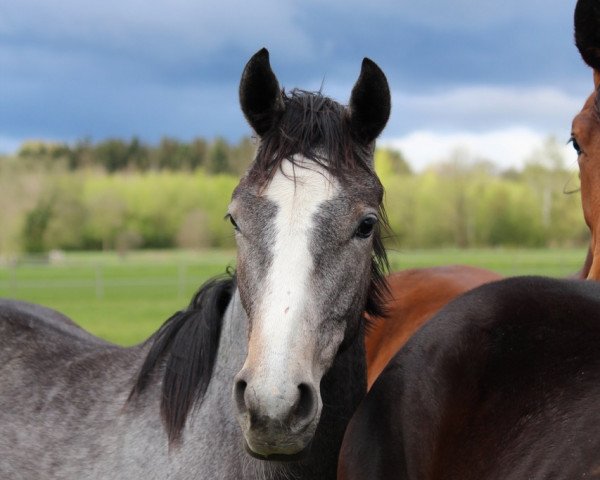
[366, 215, 391, 320]
[251, 88, 390, 321]
[128, 275, 235, 445]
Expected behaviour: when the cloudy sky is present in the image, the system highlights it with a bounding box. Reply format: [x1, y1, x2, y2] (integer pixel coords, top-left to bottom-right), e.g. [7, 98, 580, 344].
[0, 0, 591, 170]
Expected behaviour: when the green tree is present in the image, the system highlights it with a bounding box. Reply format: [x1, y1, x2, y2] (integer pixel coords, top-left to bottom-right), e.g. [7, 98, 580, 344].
[522, 136, 584, 245]
[22, 200, 53, 253]
[207, 137, 231, 174]
[127, 137, 150, 171]
[69, 138, 94, 170]
[84, 190, 128, 250]
[229, 137, 255, 175]
[189, 138, 208, 170]
[375, 147, 412, 178]
[155, 137, 183, 170]
[43, 189, 87, 250]
[95, 139, 130, 172]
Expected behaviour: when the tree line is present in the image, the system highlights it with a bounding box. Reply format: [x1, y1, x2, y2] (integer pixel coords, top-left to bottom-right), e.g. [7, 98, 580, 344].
[0, 137, 587, 255]
[10, 137, 256, 175]
[4, 136, 414, 176]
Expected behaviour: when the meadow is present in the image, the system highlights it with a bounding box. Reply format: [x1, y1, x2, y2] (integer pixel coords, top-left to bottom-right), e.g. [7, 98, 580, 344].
[0, 248, 587, 345]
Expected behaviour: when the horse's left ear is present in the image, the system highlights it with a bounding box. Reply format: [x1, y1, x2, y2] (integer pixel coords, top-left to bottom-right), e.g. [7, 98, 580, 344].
[348, 58, 391, 144]
[239, 48, 285, 137]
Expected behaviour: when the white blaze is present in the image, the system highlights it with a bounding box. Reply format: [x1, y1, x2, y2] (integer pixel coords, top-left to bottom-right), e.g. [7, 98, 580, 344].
[257, 157, 338, 376]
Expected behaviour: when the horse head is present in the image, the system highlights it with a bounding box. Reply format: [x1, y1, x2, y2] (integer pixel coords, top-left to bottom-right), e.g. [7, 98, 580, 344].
[231, 48, 390, 459]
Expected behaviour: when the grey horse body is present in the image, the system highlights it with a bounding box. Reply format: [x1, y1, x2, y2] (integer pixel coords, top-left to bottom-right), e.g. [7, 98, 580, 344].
[0, 294, 249, 479]
[0, 292, 363, 479]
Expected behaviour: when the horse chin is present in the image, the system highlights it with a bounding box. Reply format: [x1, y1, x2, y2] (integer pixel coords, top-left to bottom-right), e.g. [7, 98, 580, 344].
[243, 439, 312, 462]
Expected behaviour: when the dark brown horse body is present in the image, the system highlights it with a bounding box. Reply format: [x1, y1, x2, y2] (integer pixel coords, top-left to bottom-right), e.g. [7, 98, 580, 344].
[365, 252, 591, 390]
[340, 276, 600, 479]
[340, 1, 600, 477]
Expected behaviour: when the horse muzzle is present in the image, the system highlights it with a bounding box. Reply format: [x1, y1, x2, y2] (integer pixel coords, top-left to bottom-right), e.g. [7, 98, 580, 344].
[233, 369, 321, 458]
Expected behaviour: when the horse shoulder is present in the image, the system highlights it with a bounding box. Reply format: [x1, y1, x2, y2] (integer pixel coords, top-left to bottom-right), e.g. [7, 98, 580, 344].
[0, 299, 134, 417]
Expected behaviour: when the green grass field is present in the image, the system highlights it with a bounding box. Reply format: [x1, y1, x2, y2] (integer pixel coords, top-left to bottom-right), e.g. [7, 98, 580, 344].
[0, 248, 588, 345]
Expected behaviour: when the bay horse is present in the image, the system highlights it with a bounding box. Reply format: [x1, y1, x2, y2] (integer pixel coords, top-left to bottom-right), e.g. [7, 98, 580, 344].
[339, 2, 600, 477]
[0, 48, 391, 479]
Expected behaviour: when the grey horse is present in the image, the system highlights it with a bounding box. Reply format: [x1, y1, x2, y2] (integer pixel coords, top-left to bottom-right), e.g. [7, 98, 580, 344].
[0, 49, 391, 479]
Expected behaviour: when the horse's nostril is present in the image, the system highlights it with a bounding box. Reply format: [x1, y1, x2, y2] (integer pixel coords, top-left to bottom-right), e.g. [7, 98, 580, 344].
[294, 383, 316, 423]
[234, 379, 248, 414]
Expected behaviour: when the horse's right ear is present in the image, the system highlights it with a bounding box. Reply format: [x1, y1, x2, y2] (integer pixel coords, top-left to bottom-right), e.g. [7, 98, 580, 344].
[348, 58, 391, 145]
[239, 48, 284, 137]
[575, 0, 600, 71]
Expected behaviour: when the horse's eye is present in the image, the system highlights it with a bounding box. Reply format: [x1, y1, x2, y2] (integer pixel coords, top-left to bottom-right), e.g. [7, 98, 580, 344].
[226, 214, 239, 231]
[355, 215, 378, 239]
[570, 136, 582, 156]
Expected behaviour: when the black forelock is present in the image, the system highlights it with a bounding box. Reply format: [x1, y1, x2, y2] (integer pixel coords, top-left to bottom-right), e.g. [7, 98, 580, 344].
[248, 88, 375, 186]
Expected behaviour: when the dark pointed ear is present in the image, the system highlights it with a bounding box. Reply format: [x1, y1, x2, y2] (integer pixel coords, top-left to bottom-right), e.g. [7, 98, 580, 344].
[239, 48, 284, 137]
[348, 58, 391, 144]
[575, 0, 600, 71]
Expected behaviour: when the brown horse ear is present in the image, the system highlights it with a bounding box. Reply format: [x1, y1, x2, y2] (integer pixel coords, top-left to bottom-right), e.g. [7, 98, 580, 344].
[239, 48, 284, 137]
[575, 0, 600, 72]
[348, 58, 391, 145]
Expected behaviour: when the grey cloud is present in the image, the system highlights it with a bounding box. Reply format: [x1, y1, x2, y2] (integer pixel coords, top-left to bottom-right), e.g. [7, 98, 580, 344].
[0, 0, 592, 150]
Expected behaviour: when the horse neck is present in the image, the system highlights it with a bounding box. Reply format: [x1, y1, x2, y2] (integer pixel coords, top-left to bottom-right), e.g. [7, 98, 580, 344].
[206, 288, 367, 479]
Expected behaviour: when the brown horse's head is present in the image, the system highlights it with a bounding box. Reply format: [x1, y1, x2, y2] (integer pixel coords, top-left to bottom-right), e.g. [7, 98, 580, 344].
[574, 0, 600, 279]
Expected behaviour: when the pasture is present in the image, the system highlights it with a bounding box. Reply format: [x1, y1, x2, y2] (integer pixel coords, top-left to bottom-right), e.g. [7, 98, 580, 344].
[0, 247, 587, 345]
